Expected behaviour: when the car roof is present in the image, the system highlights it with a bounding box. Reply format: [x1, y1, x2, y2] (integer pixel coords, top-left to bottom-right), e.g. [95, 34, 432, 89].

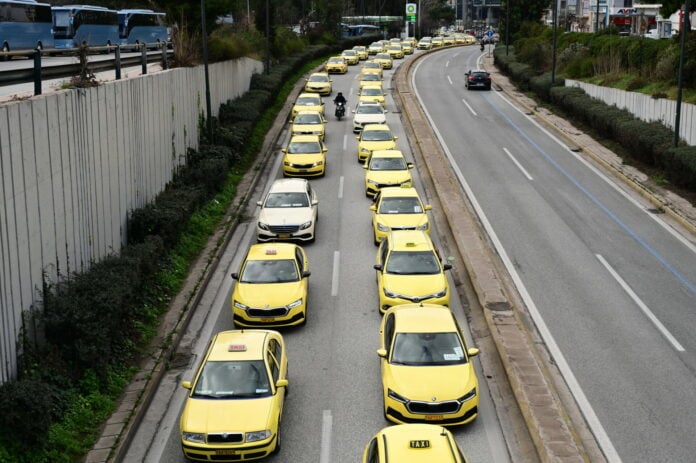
[376, 423, 465, 462]
[388, 229, 433, 251]
[294, 110, 323, 117]
[309, 71, 329, 76]
[297, 92, 322, 99]
[207, 330, 275, 362]
[371, 149, 404, 158]
[389, 304, 455, 333]
[246, 242, 299, 261]
[378, 186, 421, 199]
[268, 178, 308, 193]
[289, 134, 322, 143]
[362, 123, 391, 131]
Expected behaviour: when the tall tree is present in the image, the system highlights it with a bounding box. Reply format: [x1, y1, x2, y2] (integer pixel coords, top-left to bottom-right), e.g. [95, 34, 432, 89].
[498, 0, 549, 42]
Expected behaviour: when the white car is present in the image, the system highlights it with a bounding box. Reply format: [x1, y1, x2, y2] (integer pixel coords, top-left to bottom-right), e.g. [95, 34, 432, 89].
[256, 178, 319, 243]
[352, 101, 388, 133]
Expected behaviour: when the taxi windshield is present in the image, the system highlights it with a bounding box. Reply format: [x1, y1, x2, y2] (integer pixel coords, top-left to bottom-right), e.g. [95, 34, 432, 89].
[385, 251, 440, 275]
[357, 105, 383, 114]
[192, 360, 271, 398]
[294, 114, 322, 124]
[390, 332, 466, 366]
[240, 259, 299, 283]
[264, 192, 309, 208]
[309, 75, 329, 82]
[362, 130, 393, 141]
[369, 157, 406, 171]
[361, 74, 380, 81]
[379, 197, 422, 214]
[297, 97, 319, 105]
[329, 58, 344, 63]
[362, 88, 383, 96]
[288, 142, 321, 154]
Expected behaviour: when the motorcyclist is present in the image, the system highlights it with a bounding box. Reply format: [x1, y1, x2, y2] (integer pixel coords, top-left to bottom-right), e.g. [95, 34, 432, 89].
[333, 92, 347, 106]
[333, 92, 347, 119]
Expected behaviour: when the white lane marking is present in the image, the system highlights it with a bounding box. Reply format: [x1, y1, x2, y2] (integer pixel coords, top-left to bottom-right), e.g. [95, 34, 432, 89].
[596, 254, 685, 352]
[331, 251, 340, 296]
[342, 134, 347, 151]
[503, 147, 533, 180]
[338, 176, 344, 199]
[461, 98, 477, 116]
[495, 91, 696, 255]
[319, 409, 333, 463]
[447, 75, 453, 85]
[446, 60, 450, 67]
[412, 56, 623, 463]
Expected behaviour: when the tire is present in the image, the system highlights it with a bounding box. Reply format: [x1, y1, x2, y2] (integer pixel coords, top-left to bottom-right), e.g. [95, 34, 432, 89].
[2, 43, 9, 61]
[273, 425, 281, 454]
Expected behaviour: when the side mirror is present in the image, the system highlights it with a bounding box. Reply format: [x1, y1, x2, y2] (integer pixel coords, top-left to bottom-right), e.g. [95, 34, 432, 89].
[231, 273, 239, 280]
[311, 200, 319, 206]
[362, 164, 368, 169]
[424, 205, 432, 211]
[181, 381, 192, 390]
[373, 264, 383, 271]
[377, 348, 387, 358]
[276, 379, 289, 388]
[256, 201, 263, 207]
[302, 271, 312, 278]
[407, 163, 414, 169]
[281, 148, 287, 154]
[384, 109, 389, 113]
[394, 136, 399, 140]
[323, 147, 328, 152]
[369, 205, 377, 211]
[468, 347, 480, 357]
[443, 263, 452, 271]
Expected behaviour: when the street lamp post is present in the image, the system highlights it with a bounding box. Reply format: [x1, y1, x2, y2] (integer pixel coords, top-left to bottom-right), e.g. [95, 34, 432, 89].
[595, 0, 600, 32]
[264, 0, 270, 74]
[673, 0, 690, 147]
[200, 0, 212, 140]
[551, 0, 558, 83]
[505, 0, 510, 55]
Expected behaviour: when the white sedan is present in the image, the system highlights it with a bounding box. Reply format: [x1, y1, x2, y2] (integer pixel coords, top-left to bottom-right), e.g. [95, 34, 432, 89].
[256, 178, 319, 243]
[352, 101, 388, 133]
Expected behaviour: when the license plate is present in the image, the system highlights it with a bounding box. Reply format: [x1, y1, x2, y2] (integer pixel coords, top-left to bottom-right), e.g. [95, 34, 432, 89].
[278, 233, 290, 238]
[261, 318, 274, 322]
[424, 415, 443, 421]
[216, 449, 237, 455]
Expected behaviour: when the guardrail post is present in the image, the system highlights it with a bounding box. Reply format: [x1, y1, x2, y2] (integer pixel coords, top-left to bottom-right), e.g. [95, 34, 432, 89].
[115, 46, 122, 80]
[141, 44, 147, 75]
[33, 49, 42, 96]
[161, 43, 168, 70]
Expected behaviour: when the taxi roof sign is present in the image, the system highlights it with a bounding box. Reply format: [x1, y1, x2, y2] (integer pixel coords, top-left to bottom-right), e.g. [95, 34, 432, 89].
[228, 344, 247, 352]
[265, 249, 277, 255]
[409, 439, 430, 449]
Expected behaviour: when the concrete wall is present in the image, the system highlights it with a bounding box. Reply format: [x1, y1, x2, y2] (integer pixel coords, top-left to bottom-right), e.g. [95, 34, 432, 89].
[0, 58, 263, 382]
[566, 79, 695, 146]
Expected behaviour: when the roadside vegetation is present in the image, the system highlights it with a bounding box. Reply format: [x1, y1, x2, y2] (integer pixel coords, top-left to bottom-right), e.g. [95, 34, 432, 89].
[495, 22, 696, 203]
[0, 13, 368, 461]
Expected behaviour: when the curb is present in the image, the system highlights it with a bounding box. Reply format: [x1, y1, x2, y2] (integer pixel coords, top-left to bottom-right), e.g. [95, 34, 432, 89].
[393, 49, 592, 463]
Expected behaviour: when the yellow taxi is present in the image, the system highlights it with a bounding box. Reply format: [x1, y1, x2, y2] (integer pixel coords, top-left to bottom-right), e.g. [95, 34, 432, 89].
[281, 134, 327, 177]
[363, 150, 413, 198]
[400, 41, 414, 54]
[417, 37, 432, 50]
[341, 49, 360, 65]
[325, 56, 348, 74]
[362, 424, 470, 463]
[386, 44, 404, 59]
[358, 72, 383, 90]
[291, 93, 324, 119]
[377, 304, 480, 426]
[361, 60, 384, 77]
[370, 186, 431, 245]
[455, 33, 476, 44]
[304, 72, 332, 96]
[352, 45, 368, 60]
[290, 110, 326, 141]
[358, 85, 386, 107]
[231, 243, 310, 327]
[431, 36, 444, 47]
[373, 52, 393, 69]
[368, 41, 385, 54]
[356, 123, 397, 163]
[442, 35, 455, 46]
[374, 230, 451, 313]
[179, 330, 289, 462]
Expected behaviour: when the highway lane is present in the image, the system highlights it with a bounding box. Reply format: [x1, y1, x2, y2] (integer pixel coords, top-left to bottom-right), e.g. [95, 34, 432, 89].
[123, 51, 511, 462]
[413, 47, 696, 462]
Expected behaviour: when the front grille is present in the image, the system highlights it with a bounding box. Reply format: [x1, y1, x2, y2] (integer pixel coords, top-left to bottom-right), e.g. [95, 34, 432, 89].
[391, 226, 416, 231]
[289, 163, 316, 169]
[211, 455, 241, 461]
[207, 433, 244, 443]
[268, 225, 300, 233]
[407, 400, 461, 414]
[248, 307, 289, 317]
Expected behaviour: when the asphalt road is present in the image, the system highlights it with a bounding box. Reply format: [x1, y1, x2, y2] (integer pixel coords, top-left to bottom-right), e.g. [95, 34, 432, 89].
[413, 47, 696, 462]
[123, 51, 512, 463]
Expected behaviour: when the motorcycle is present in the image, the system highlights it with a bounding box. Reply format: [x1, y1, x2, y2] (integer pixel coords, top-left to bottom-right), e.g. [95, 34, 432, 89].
[335, 101, 346, 120]
[480, 43, 485, 52]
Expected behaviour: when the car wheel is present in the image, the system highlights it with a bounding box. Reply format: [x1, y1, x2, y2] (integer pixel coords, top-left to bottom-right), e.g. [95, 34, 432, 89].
[2, 43, 9, 61]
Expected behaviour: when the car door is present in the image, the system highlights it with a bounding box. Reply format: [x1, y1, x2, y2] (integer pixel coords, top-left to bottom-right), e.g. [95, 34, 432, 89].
[307, 183, 319, 222]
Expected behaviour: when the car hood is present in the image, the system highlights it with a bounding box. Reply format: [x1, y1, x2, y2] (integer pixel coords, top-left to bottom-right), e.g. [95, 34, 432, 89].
[354, 114, 386, 125]
[234, 282, 305, 307]
[258, 207, 313, 226]
[366, 171, 411, 185]
[181, 396, 276, 434]
[360, 140, 396, 151]
[284, 153, 325, 164]
[292, 123, 324, 135]
[382, 273, 446, 296]
[375, 213, 428, 229]
[383, 363, 476, 400]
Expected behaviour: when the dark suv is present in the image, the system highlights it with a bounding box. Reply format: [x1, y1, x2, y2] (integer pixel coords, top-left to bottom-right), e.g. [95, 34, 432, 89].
[465, 70, 491, 90]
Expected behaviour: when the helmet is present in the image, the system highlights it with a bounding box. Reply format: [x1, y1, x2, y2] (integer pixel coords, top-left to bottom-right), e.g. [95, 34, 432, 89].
[337, 92, 343, 96]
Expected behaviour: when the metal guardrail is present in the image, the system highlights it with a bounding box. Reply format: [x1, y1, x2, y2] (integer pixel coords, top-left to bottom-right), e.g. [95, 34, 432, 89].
[0, 42, 173, 96]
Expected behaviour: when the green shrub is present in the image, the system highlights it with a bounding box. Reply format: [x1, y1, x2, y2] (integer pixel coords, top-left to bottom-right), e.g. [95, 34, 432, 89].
[664, 146, 696, 189]
[0, 379, 58, 449]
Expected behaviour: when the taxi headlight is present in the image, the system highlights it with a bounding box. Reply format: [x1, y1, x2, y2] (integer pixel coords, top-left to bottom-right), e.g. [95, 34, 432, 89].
[299, 221, 312, 230]
[288, 298, 303, 308]
[258, 221, 269, 231]
[283, 161, 291, 166]
[246, 430, 271, 442]
[233, 300, 248, 310]
[459, 387, 477, 402]
[182, 432, 206, 444]
[367, 179, 379, 186]
[383, 288, 399, 298]
[377, 223, 390, 232]
[432, 288, 447, 298]
[387, 388, 408, 403]
[360, 147, 370, 153]
[416, 223, 429, 231]
[313, 161, 324, 167]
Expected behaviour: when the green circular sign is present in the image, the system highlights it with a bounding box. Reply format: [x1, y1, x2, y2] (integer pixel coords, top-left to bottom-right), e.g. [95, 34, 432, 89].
[405, 3, 417, 15]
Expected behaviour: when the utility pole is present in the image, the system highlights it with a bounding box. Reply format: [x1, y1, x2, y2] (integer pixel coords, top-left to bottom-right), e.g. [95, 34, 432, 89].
[673, 0, 690, 147]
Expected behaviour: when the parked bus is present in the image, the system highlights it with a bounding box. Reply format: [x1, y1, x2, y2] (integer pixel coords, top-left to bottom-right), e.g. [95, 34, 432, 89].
[342, 24, 379, 38]
[0, 0, 54, 57]
[117, 9, 167, 50]
[52, 5, 119, 50]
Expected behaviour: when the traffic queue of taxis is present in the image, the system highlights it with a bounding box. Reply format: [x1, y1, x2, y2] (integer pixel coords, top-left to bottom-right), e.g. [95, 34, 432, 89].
[179, 37, 479, 463]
